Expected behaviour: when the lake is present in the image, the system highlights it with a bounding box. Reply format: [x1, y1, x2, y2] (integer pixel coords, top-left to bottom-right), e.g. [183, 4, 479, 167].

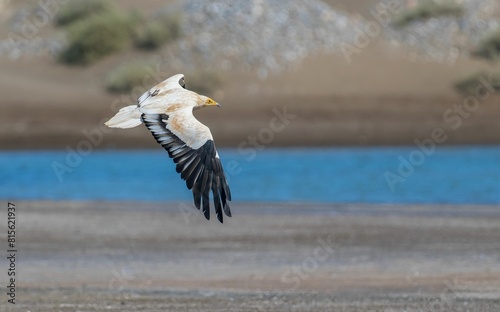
[1, 146, 499, 204]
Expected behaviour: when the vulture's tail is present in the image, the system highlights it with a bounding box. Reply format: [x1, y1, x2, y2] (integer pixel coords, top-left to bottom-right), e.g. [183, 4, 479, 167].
[105, 105, 142, 129]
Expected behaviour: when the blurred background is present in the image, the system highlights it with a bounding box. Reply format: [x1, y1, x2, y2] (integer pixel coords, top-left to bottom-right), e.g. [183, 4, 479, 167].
[1, 0, 499, 203]
[1, 0, 499, 149]
[1, 0, 500, 310]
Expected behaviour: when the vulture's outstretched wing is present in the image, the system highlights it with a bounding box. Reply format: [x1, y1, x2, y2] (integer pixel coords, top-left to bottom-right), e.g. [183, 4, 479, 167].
[141, 110, 231, 222]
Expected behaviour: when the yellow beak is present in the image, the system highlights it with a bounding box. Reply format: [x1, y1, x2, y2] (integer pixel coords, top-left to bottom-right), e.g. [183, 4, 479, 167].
[206, 98, 220, 108]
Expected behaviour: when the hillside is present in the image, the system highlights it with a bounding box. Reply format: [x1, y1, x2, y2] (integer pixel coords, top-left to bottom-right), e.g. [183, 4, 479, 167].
[1, 0, 499, 149]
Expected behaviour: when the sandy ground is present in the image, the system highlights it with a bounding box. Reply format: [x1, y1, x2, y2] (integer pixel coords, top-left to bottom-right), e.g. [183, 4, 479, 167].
[2, 41, 499, 149]
[1, 201, 499, 311]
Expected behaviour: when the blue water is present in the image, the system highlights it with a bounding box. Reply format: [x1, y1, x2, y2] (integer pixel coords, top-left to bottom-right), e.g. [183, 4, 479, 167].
[1, 147, 499, 204]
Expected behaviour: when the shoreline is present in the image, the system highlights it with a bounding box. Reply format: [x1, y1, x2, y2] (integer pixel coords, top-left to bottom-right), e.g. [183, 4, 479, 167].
[2, 141, 500, 150]
[1, 201, 499, 311]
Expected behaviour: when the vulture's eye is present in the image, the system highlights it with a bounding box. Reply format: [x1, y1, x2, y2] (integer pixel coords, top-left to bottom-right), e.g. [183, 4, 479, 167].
[179, 77, 186, 89]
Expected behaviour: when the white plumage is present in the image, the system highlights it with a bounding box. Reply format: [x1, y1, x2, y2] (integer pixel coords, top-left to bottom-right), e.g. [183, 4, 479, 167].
[105, 74, 231, 223]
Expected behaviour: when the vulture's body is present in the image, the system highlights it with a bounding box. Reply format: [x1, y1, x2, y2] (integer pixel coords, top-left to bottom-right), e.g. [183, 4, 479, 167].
[105, 74, 231, 223]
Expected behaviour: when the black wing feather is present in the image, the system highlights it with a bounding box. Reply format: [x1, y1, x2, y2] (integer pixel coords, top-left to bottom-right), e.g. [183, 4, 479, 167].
[141, 113, 232, 223]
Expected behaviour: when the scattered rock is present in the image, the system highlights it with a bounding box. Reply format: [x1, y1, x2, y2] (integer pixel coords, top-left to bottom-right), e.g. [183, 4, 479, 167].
[384, 0, 500, 64]
[1, 0, 499, 70]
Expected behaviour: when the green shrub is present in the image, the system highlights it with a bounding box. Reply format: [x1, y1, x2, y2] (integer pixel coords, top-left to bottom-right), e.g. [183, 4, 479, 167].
[393, 0, 464, 28]
[106, 61, 157, 93]
[454, 70, 500, 94]
[106, 62, 223, 95]
[134, 14, 181, 50]
[58, 12, 136, 65]
[55, 0, 112, 27]
[474, 29, 500, 61]
[186, 71, 222, 96]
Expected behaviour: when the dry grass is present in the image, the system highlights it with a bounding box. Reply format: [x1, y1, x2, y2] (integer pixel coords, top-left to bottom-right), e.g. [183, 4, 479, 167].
[392, 0, 464, 28]
[185, 71, 223, 96]
[106, 62, 223, 96]
[454, 70, 500, 94]
[105, 61, 157, 93]
[134, 13, 181, 50]
[54, 0, 113, 26]
[474, 29, 500, 61]
[57, 11, 137, 65]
